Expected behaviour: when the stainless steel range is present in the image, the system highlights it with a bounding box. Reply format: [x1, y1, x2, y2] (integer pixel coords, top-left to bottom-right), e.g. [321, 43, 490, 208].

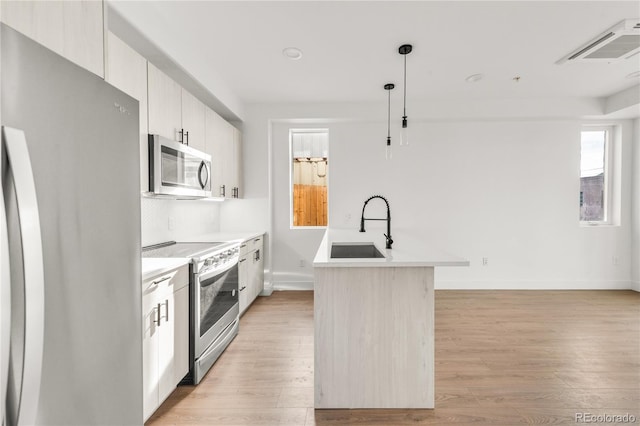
[142, 241, 240, 384]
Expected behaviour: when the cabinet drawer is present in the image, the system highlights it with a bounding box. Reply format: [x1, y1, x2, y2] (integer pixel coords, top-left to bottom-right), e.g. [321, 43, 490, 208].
[239, 240, 251, 256]
[249, 235, 263, 252]
[143, 265, 189, 296]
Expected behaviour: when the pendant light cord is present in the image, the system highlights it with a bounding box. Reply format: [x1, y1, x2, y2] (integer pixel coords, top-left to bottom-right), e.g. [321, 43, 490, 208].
[403, 55, 407, 117]
[387, 88, 391, 139]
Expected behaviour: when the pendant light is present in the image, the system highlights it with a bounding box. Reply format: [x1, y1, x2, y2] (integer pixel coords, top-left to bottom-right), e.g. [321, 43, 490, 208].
[384, 83, 395, 160]
[399, 44, 412, 146]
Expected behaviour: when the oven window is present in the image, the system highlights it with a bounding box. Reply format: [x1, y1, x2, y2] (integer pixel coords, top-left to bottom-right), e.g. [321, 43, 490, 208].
[199, 264, 238, 337]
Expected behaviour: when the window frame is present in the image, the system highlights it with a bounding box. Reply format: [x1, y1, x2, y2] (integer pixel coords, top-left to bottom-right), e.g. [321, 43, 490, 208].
[579, 125, 613, 226]
[289, 128, 329, 229]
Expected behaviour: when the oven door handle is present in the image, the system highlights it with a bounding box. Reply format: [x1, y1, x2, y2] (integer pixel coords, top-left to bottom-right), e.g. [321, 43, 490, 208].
[198, 260, 237, 282]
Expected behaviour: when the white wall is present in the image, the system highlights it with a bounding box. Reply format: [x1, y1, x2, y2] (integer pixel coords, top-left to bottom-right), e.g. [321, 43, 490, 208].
[632, 118, 640, 292]
[141, 198, 221, 247]
[227, 99, 635, 290]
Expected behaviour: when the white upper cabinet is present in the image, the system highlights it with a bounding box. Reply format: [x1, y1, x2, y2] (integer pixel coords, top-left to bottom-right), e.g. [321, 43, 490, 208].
[1, 0, 104, 77]
[205, 108, 241, 198]
[105, 31, 149, 192]
[181, 89, 206, 153]
[232, 127, 242, 198]
[147, 62, 182, 142]
[61, 1, 104, 77]
[205, 108, 226, 197]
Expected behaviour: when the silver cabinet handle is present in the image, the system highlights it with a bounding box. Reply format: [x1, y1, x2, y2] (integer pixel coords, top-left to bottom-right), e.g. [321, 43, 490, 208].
[239, 258, 246, 263]
[164, 299, 169, 323]
[3, 126, 45, 426]
[152, 276, 171, 286]
[220, 185, 226, 197]
[155, 303, 162, 326]
[240, 286, 246, 291]
[254, 238, 261, 243]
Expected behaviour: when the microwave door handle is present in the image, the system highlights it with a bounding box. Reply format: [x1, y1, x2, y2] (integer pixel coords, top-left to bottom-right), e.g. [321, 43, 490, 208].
[2, 127, 45, 426]
[198, 161, 209, 189]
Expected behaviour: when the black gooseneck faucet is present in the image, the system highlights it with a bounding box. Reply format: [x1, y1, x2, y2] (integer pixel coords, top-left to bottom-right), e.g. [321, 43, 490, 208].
[359, 195, 393, 249]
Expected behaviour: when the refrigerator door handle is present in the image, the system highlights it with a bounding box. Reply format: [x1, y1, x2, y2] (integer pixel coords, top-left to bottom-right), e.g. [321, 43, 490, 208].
[2, 126, 45, 426]
[1, 143, 11, 426]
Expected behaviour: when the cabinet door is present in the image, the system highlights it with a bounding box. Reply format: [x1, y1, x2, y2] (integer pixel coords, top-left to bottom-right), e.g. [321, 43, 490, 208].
[148, 62, 182, 142]
[251, 248, 265, 300]
[206, 109, 234, 198]
[238, 255, 249, 314]
[157, 292, 176, 404]
[62, 0, 104, 77]
[205, 108, 225, 197]
[105, 32, 149, 192]
[173, 285, 190, 385]
[1, 1, 64, 56]
[1, 0, 103, 77]
[142, 290, 160, 422]
[181, 89, 206, 153]
[232, 127, 242, 198]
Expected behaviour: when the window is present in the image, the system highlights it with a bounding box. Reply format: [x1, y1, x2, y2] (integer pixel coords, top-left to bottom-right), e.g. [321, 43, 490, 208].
[290, 129, 328, 227]
[580, 127, 611, 223]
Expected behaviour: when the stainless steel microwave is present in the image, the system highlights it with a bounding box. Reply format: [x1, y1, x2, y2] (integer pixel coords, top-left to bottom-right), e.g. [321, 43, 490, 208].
[148, 134, 212, 198]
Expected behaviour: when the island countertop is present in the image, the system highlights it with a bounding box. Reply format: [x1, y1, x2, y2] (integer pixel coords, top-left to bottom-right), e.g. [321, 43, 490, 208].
[313, 228, 469, 268]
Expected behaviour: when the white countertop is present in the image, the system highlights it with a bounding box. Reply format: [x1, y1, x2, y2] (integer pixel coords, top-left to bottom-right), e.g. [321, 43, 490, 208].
[142, 258, 190, 281]
[313, 228, 469, 268]
[182, 231, 265, 244]
[141, 231, 265, 280]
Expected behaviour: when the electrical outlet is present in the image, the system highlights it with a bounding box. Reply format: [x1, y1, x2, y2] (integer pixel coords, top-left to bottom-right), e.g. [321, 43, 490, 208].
[168, 216, 175, 231]
[299, 259, 306, 268]
[612, 256, 619, 266]
[344, 213, 352, 224]
[482, 257, 488, 266]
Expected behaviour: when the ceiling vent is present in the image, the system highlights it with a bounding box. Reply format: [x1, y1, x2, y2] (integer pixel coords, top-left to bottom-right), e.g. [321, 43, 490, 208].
[557, 19, 640, 64]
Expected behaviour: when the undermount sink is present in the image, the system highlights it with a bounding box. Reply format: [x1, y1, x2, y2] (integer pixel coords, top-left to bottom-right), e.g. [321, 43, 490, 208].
[330, 242, 385, 259]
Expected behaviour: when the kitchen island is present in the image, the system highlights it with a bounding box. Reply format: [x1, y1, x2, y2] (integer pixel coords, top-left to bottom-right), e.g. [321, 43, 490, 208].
[313, 229, 468, 409]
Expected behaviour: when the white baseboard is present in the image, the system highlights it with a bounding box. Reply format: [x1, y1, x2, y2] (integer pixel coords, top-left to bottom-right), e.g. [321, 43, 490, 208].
[259, 281, 274, 296]
[268, 281, 640, 296]
[435, 280, 636, 290]
[270, 280, 637, 292]
[273, 281, 314, 291]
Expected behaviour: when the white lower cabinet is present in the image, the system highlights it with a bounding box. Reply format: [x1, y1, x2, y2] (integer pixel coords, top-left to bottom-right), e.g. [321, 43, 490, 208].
[239, 235, 264, 315]
[251, 237, 264, 300]
[238, 252, 250, 314]
[142, 265, 189, 421]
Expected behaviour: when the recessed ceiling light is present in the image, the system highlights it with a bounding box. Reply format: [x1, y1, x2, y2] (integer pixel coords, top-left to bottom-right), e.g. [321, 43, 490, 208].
[282, 47, 303, 60]
[626, 70, 640, 79]
[465, 74, 483, 83]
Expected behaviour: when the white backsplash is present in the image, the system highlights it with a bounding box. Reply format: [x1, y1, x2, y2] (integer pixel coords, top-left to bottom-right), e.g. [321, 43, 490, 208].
[141, 197, 221, 247]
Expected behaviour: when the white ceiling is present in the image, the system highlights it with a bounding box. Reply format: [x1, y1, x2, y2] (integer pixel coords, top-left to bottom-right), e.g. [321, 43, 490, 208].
[111, 1, 640, 107]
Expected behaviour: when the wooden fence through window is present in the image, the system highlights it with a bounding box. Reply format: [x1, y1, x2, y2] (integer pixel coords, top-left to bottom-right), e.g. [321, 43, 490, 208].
[293, 184, 327, 226]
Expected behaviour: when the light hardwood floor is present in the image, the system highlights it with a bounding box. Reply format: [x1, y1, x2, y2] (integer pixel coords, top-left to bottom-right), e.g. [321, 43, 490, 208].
[147, 290, 640, 425]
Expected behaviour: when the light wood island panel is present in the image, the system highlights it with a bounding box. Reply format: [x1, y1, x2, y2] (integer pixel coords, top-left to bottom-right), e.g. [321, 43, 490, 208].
[314, 266, 435, 409]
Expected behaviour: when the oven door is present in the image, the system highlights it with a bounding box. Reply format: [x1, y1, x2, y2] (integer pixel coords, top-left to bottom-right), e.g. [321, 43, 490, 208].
[194, 260, 239, 358]
[149, 134, 212, 198]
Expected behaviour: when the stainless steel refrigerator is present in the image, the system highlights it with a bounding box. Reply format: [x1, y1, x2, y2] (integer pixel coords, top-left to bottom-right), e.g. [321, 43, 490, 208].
[1, 24, 143, 425]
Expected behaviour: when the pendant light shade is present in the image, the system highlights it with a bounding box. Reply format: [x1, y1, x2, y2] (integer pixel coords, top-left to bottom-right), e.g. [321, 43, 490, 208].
[399, 44, 412, 146]
[384, 83, 395, 160]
